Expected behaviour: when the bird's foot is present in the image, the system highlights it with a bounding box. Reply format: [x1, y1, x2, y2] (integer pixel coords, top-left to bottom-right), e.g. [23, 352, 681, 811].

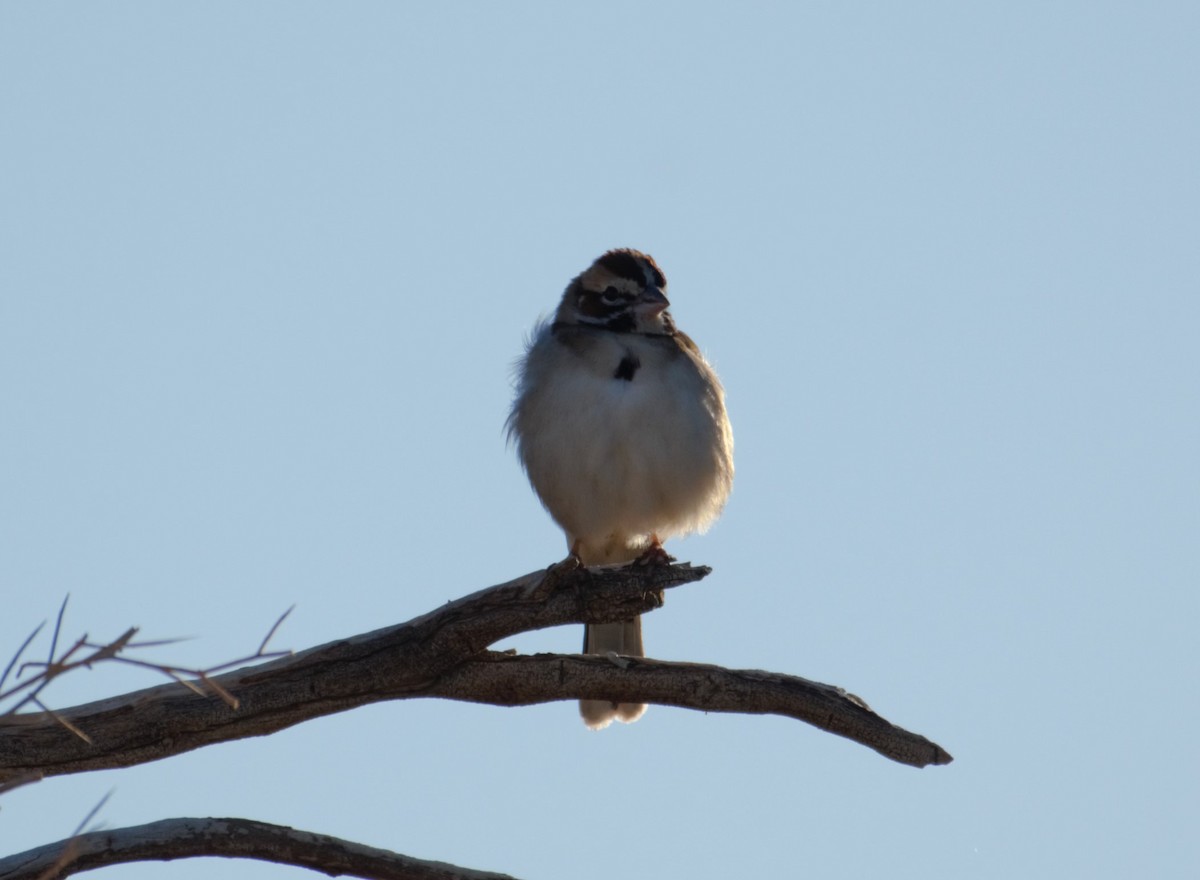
[634, 536, 675, 567]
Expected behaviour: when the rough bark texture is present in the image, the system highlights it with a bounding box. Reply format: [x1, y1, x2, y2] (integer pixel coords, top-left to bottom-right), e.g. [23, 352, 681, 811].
[0, 817, 518, 880]
[429, 653, 951, 767]
[0, 560, 951, 785]
[1, 558, 954, 878]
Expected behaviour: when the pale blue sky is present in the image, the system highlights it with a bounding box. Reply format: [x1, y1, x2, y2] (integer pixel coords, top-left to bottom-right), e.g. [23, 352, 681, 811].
[2, 3, 1197, 878]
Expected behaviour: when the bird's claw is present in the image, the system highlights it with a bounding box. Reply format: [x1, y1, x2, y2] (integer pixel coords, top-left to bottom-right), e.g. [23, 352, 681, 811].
[634, 539, 675, 567]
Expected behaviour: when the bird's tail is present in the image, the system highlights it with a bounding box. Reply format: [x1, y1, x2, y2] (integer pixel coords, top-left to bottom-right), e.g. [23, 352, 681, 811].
[580, 617, 646, 730]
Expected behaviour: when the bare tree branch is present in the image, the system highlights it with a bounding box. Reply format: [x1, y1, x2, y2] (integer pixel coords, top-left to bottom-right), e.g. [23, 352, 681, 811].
[2, 607, 292, 722]
[429, 653, 952, 767]
[0, 771, 42, 797]
[0, 817, 519, 880]
[0, 559, 951, 786]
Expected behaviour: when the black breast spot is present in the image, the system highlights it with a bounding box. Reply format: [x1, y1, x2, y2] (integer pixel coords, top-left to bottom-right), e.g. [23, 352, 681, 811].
[614, 353, 640, 382]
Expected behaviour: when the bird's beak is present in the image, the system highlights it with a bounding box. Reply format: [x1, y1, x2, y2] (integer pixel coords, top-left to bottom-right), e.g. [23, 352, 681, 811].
[637, 287, 670, 317]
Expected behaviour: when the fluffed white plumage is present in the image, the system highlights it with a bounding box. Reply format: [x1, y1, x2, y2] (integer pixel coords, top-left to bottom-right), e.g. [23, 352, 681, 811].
[507, 249, 733, 729]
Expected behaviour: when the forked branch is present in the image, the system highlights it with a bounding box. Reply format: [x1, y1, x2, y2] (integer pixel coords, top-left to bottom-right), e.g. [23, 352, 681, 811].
[0, 559, 951, 789]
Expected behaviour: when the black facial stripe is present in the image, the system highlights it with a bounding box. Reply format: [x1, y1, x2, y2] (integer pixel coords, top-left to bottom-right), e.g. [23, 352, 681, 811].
[614, 353, 640, 381]
[578, 290, 633, 321]
[603, 312, 636, 333]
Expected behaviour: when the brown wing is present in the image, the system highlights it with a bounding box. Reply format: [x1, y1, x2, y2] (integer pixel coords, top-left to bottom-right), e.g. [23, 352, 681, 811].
[672, 330, 703, 358]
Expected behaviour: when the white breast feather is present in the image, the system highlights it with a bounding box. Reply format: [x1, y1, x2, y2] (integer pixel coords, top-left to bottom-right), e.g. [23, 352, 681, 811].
[510, 322, 733, 555]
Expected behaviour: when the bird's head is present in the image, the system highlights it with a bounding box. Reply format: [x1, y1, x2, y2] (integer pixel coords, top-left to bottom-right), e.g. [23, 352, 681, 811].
[556, 248, 674, 335]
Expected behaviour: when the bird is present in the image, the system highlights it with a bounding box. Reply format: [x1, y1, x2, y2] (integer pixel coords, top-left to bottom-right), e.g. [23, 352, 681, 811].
[507, 248, 733, 729]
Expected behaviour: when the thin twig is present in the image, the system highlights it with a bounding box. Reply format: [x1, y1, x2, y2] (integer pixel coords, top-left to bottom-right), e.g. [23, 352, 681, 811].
[26, 791, 113, 880]
[258, 605, 294, 655]
[122, 637, 191, 649]
[70, 790, 113, 838]
[0, 621, 45, 695]
[160, 670, 207, 697]
[30, 699, 91, 745]
[7, 636, 93, 716]
[196, 673, 239, 710]
[191, 649, 291, 675]
[81, 629, 138, 666]
[2, 603, 294, 741]
[46, 597, 69, 674]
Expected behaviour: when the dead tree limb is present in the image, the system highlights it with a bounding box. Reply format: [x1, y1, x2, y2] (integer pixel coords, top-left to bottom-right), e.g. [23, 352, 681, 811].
[429, 653, 950, 767]
[0, 817, 517, 880]
[0, 559, 952, 785]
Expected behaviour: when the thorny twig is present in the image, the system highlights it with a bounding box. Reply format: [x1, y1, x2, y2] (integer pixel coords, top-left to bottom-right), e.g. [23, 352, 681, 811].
[0, 620, 45, 695]
[1, 601, 295, 732]
[69, 790, 113, 838]
[257, 605, 294, 655]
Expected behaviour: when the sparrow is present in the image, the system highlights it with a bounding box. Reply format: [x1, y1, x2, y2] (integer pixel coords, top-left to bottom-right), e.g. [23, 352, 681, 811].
[507, 248, 733, 729]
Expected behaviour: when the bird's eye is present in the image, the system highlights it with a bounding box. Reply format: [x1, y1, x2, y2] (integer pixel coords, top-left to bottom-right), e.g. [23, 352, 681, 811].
[601, 286, 624, 305]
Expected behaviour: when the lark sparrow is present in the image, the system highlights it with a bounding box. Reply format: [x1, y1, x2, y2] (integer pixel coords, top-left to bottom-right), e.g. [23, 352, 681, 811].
[507, 248, 734, 729]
